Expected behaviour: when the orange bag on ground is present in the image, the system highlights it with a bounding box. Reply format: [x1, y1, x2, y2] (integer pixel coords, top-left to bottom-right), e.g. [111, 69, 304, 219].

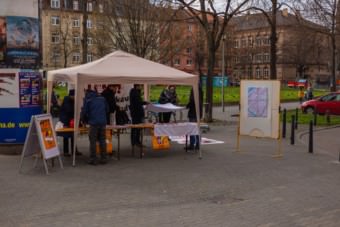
[96, 130, 113, 154]
[152, 136, 170, 150]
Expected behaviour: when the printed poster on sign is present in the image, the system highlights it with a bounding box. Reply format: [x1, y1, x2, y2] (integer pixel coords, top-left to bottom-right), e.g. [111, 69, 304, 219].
[0, 72, 18, 108]
[0, 17, 5, 64]
[19, 71, 42, 107]
[5, 16, 40, 68]
[39, 118, 56, 150]
[240, 80, 280, 139]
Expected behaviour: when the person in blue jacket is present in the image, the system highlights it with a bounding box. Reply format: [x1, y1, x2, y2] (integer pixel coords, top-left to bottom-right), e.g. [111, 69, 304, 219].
[82, 90, 109, 165]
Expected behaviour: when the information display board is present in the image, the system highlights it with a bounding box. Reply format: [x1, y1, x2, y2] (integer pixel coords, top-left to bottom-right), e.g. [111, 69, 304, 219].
[19, 114, 63, 174]
[240, 80, 280, 139]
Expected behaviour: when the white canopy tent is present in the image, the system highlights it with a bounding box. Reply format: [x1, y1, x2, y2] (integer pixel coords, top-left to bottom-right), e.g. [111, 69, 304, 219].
[47, 50, 201, 166]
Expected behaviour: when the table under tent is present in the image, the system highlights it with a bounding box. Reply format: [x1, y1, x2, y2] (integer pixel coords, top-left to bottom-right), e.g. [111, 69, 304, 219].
[47, 50, 201, 166]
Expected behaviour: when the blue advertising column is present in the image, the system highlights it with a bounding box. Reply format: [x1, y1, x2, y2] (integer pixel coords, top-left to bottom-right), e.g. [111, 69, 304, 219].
[0, 70, 43, 144]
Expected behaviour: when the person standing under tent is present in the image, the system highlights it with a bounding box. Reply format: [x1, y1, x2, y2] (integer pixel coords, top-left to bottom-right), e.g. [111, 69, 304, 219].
[129, 84, 148, 147]
[59, 89, 81, 156]
[158, 85, 178, 123]
[101, 84, 117, 124]
[186, 84, 203, 151]
[82, 90, 109, 165]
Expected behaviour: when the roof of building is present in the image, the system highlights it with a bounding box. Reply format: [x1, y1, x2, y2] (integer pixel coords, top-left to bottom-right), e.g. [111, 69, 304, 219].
[231, 10, 324, 31]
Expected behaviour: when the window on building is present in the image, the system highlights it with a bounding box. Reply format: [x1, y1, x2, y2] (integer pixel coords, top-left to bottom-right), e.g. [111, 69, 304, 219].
[174, 59, 180, 65]
[87, 19, 92, 28]
[263, 67, 269, 79]
[186, 47, 192, 55]
[248, 54, 253, 63]
[241, 37, 247, 47]
[263, 36, 270, 45]
[255, 36, 262, 46]
[72, 18, 80, 27]
[51, 32, 60, 43]
[248, 36, 253, 47]
[188, 24, 193, 32]
[186, 59, 192, 65]
[87, 53, 93, 62]
[51, 51, 61, 62]
[87, 2, 93, 12]
[51, 16, 60, 26]
[255, 53, 262, 63]
[99, 4, 104, 13]
[255, 67, 261, 79]
[73, 35, 80, 45]
[263, 53, 270, 62]
[247, 67, 252, 78]
[51, 0, 60, 8]
[87, 37, 93, 45]
[234, 39, 239, 48]
[73, 0, 79, 10]
[72, 53, 81, 63]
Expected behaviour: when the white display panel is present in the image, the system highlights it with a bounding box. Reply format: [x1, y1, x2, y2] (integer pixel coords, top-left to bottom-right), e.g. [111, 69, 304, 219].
[240, 80, 280, 139]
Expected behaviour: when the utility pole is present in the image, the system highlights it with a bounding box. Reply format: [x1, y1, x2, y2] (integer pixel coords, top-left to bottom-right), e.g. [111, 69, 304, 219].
[221, 35, 226, 112]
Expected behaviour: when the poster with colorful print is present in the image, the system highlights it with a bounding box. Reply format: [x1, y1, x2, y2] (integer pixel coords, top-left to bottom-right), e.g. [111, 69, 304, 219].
[5, 16, 40, 68]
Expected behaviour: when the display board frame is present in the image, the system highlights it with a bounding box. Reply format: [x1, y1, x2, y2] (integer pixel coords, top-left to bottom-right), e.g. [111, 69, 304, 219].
[237, 80, 282, 157]
[19, 114, 63, 174]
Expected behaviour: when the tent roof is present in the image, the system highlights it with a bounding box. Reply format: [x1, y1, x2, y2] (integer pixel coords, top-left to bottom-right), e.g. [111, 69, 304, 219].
[47, 50, 198, 85]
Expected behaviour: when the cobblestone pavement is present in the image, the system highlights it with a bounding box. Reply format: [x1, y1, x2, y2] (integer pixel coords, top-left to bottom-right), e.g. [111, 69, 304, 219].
[2, 118, 340, 227]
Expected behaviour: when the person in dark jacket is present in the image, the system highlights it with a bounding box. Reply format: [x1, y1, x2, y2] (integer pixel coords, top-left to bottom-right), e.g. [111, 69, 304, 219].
[158, 85, 178, 123]
[129, 84, 148, 146]
[59, 89, 77, 156]
[101, 84, 117, 124]
[83, 90, 109, 165]
[186, 84, 203, 150]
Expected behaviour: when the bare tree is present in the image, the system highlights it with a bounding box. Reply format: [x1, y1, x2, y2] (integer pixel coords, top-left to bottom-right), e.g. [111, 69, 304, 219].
[59, 22, 75, 68]
[250, 0, 288, 80]
[95, 0, 173, 60]
[301, 0, 339, 91]
[173, 0, 250, 122]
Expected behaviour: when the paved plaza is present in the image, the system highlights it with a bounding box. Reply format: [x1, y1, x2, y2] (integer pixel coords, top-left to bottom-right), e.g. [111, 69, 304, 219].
[1, 106, 340, 226]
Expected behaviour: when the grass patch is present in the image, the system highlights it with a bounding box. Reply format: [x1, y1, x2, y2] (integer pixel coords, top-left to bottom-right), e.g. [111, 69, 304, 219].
[52, 85, 330, 106]
[282, 109, 340, 126]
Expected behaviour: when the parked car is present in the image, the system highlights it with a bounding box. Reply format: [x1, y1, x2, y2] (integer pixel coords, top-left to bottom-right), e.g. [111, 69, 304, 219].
[301, 92, 340, 115]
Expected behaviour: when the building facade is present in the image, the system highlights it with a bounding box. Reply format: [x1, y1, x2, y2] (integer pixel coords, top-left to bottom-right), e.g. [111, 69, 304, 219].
[41, 0, 106, 70]
[229, 10, 331, 85]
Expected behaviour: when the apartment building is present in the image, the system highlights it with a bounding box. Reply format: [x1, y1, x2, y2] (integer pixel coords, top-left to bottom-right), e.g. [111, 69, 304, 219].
[229, 9, 331, 84]
[40, 0, 106, 70]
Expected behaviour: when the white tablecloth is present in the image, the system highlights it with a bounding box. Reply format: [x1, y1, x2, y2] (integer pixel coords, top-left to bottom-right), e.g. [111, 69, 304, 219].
[154, 123, 199, 136]
[146, 103, 185, 113]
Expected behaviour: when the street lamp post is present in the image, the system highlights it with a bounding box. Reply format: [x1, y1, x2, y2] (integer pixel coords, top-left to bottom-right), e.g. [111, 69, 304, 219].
[221, 35, 226, 112]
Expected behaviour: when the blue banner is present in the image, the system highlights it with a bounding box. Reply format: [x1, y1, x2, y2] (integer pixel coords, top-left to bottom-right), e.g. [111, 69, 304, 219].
[0, 107, 42, 144]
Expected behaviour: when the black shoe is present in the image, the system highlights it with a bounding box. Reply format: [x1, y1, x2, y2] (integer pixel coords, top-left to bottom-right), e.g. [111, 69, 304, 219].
[75, 151, 82, 156]
[87, 160, 97, 165]
[64, 153, 71, 157]
[185, 146, 195, 151]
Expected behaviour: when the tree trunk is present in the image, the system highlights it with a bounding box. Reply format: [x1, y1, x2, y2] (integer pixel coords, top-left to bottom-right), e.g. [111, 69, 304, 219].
[331, 35, 337, 91]
[205, 45, 216, 122]
[270, 0, 277, 80]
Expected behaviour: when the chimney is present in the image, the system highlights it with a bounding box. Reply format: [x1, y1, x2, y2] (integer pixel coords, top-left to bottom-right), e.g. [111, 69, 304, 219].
[282, 8, 288, 17]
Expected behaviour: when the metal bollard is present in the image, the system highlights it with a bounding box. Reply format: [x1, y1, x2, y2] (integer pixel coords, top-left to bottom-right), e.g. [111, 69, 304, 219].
[295, 108, 298, 129]
[290, 115, 295, 145]
[308, 120, 313, 153]
[326, 110, 330, 125]
[282, 109, 287, 138]
[313, 110, 317, 126]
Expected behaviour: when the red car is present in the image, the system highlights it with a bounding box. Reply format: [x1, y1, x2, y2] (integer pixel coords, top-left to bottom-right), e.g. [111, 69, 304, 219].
[301, 92, 340, 115]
